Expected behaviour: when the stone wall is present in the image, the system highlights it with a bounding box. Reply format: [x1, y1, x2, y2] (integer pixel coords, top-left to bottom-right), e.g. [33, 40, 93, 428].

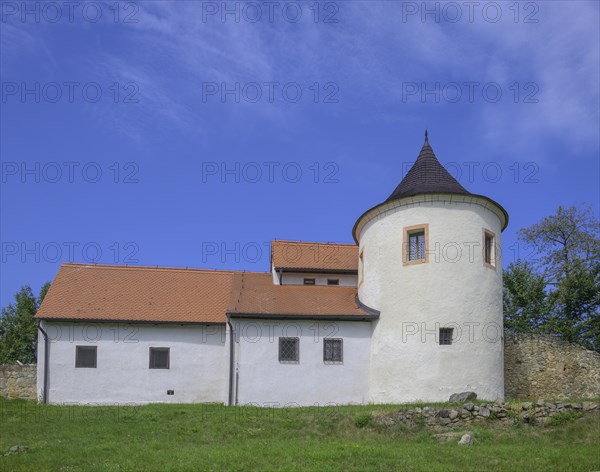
[372, 400, 599, 430]
[0, 365, 37, 400]
[504, 333, 600, 400]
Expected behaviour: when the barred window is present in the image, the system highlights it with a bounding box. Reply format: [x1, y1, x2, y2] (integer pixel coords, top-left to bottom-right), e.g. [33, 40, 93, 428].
[408, 231, 425, 261]
[439, 328, 453, 346]
[279, 337, 299, 363]
[303, 278, 316, 285]
[75, 346, 97, 368]
[327, 279, 339, 286]
[324, 338, 343, 363]
[149, 347, 170, 369]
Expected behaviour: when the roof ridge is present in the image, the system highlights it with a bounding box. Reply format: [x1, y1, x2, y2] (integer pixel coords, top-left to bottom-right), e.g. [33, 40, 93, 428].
[60, 263, 269, 275]
[272, 240, 357, 247]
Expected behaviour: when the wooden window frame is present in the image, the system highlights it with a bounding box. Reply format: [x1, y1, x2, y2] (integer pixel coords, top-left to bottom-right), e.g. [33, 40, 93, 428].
[439, 328, 454, 346]
[482, 228, 497, 270]
[75, 346, 97, 368]
[323, 338, 343, 364]
[403, 224, 429, 266]
[149, 347, 170, 369]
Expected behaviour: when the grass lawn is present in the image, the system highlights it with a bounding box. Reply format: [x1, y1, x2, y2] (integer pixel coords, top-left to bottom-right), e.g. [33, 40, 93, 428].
[0, 398, 599, 471]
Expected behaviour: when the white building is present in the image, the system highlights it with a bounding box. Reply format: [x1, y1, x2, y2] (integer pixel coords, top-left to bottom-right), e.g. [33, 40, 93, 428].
[36, 133, 508, 406]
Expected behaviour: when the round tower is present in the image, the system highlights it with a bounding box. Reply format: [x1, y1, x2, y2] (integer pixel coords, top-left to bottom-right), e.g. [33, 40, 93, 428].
[354, 132, 509, 403]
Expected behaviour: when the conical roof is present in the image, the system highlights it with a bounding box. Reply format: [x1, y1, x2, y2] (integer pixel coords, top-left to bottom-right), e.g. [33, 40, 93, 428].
[386, 131, 469, 202]
[351, 131, 509, 243]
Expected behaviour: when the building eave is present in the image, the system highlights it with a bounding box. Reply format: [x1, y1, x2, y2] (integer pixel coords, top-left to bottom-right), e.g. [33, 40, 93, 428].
[352, 192, 509, 243]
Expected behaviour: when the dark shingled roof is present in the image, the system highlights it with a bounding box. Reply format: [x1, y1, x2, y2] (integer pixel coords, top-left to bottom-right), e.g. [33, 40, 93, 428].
[386, 131, 470, 202]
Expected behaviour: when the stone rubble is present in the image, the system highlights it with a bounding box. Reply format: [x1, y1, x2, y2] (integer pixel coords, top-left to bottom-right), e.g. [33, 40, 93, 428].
[371, 400, 599, 429]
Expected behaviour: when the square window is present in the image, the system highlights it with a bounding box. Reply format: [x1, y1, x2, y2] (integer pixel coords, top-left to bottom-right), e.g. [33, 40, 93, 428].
[439, 328, 453, 345]
[149, 347, 170, 369]
[279, 337, 299, 363]
[324, 338, 343, 363]
[75, 346, 97, 368]
[303, 278, 316, 285]
[327, 279, 339, 286]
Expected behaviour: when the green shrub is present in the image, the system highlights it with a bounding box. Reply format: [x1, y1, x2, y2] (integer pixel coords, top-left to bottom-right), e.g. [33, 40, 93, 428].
[547, 410, 583, 427]
[354, 413, 372, 428]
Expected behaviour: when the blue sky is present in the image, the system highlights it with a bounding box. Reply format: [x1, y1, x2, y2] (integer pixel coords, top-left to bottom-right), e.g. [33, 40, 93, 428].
[1, 1, 599, 306]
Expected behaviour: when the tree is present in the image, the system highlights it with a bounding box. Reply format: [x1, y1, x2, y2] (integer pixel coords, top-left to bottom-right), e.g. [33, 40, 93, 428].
[509, 204, 600, 351]
[503, 260, 549, 333]
[0, 282, 50, 364]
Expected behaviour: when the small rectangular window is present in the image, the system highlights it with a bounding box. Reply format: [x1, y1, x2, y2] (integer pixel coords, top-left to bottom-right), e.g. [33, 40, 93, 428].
[303, 278, 315, 285]
[408, 231, 425, 261]
[149, 347, 170, 369]
[483, 229, 496, 268]
[439, 328, 453, 345]
[359, 251, 364, 285]
[75, 346, 97, 368]
[327, 279, 339, 286]
[279, 337, 299, 363]
[324, 338, 343, 363]
[404, 225, 428, 265]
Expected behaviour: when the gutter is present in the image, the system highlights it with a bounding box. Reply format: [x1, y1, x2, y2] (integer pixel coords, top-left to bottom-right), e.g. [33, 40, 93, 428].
[227, 319, 235, 406]
[228, 312, 379, 321]
[37, 321, 49, 404]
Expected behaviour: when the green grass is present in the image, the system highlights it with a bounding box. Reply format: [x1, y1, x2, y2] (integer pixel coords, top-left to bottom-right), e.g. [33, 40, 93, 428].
[0, 398, 598, 471]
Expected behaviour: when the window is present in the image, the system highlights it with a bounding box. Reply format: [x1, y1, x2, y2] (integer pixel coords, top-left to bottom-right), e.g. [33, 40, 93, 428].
[439, 328, 453, 345]
[327, 279, 339, 286]
[303, 278, 316, 285]
[279, 337, 299, 363]
[404, 224, 429, 265]
[75, 346, 97, 368]
[483, 229, 496, 268]
[149, 347, 170, 369]
[324, 338, 343, 363]
[359, 251, 364, 285]
[409, 231, 425, 261]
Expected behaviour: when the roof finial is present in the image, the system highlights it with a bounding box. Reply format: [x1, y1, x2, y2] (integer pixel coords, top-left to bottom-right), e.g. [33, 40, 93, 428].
[424, 129, 429, 144]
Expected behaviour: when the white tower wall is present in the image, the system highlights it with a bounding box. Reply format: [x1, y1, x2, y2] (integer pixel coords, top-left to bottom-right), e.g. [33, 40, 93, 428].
[357, 195, 505, 403]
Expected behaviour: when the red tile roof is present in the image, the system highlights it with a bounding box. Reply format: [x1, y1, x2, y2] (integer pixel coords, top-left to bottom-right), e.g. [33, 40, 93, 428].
[36, 263, 375, 323]
[35, 264, 238, 323]
[271, 240, 358, 272]
[228, 272, 372, 318]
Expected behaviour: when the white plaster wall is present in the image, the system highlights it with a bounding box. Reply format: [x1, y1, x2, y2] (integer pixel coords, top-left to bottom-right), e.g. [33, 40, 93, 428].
[233, 318, 371, 406]
[36, 322, 229, 405]
[357, 199, 504, 403]
[280, 272, 357, 286]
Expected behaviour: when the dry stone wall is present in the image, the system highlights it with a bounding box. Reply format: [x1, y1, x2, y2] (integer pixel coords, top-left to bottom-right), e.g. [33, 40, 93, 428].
[504, 333, 600, 399]
[0, 365, 36, 400]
